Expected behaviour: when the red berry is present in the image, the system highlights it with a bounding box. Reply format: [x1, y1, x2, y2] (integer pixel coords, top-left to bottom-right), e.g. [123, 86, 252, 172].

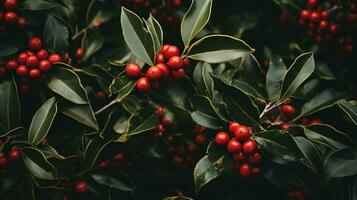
[163, 45, 179, 59]
[146, 66, 163, 80]
[309, 11, 320, 22]
[3, 12, 17, 23]
[172, 156, 183, 166]
[156, 53, 165, 63]
[252, 167, 261, 175]
[157, 124, 165, 133]
[161, 117, 171, 126]
[168, 56, 183, 69]
[329, 24, 337, 32]
[319, 20, 328, 29]
[29, 69, 41, 78]
[321, 11, 329, 19]
[242, 139, 257, 154]
[8, 148, 21, 162]
[38, 60, 52, 72]
[6, 59, 18, 71]
[0, 67, 7, 77]
[16, 65, 28, 77]
[234, 126, 251, 142]
[195, 134, 207, 145]
[17, 17, 27, 28]
[281, 104, 297, 116]
[280, 122, 291, 130]
[172, 68, 185, 79]
[136, 77, 151, 92]
[183, 58, 190, 67]
[98, 160, 111, 169]
[155, 106, 165, 117]
[76, 48, 84, 60]
[300, 10, 310, 19]
[248, 152, 262, 164]
[113, 153, 125, 162]
[215, 132, 230, 145]
[48, 54, 62, 63]
[125, 63, 141, 78]
[37, 49, 49, 60]
[161, 45, 170, 53]
[172, 0, 182, 6]
[0, 156, 8, 167]
[95, 91, 106, 100]
[307, 0, 318, 7]
[155, 63, 170, 77]
[232, 152, 245, 161]
[17, 53, 28, 64]
[28, 37, 42, 51]
[227, 139, 242, 153]
[26, 55, 39, 68]
[41, 138, 48, 145]
[310, 118, 321, 125]
[239, 163, 251, 177]
[4, 0, 17, 10]
[74, 181, 87, 194]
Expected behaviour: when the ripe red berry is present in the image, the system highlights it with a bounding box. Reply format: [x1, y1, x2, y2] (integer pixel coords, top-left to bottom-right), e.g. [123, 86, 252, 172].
[168, 56, 183, 69]
[8, 148, 21, 162]
[227, 139, 242, 153]
[113, 152, 125, 162]
[300, 10, 310, 19]
[157, 124, 165, 133]
[29, 69, 41, 78]
[239, 163, 251, 177]
[172, 68, 186, 79]
[281, 104, 297, 116]
[3, 12, 18, 23]
[98, 160, 111, 169]
[161, 45, 170, 53]
[319, 20, 328, 29]
[6, 59, 18, 70]
[28, 37, 42, 51]
[242, 139, 257, 154]
[17, 53, 28, 65]
[310, 118, 321, 125]
[215, 132, 230, 145]
[234, 126, 251, 142]
[156, 53, 165, 63]
[232, 152, 245, 161]
[172, 0, 182, 6]
[37, 49, 49, 60]
[48, 54, 62, 63]
[307, 0, 318, 7]
[40, 138, 48, 145]
[163, 45, 179, 59]
[136, 77, 151, 92]
[195, 134, 207, 145]
[95, 91, 106, 100]
[146, 66, 163, 80]
[76, 48, 84, 60]
[74, 181, 87, 194]
[252, 167, 261, 175]
[329, 24, 337, 32]
[183, 58, 190, 67]
[16, 65, 28, 77]
[38, 60, 52, 72]
[125, 63, 141, 78]
[26, 55, 39, 68]
[248, 152, 262, 164]
[0, 156, 8, 167]
[17, 17, 27, 28]
[155, 106, 165, 117]
[321, 11, 329, 19]
[280, 122, 291, 130]
[309, 11, 320, 22]
[161, 117, 171, 126]
[4, 0, 17, 10]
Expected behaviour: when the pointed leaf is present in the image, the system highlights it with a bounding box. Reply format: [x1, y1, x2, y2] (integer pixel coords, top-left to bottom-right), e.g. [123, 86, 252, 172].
[0, 77, 20, 133]
[61, 103, 99, 130]
[324, 148, 357, 178]
[338, 100, 357, 126]
[193, 62, 214, 98]
[127, 109, 159, 136]
[43, 14, 69, 54]
[266, 57, 287, 101]
[109, 76, 136, 102]
[191, 111, 224, 129]
[146, 15, 163, 53]
[82, 29, 104, 61]
[22, 147, 56, 180]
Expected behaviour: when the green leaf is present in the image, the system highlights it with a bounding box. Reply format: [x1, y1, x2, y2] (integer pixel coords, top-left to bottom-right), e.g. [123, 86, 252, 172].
[232, 79, 265, 102]
[47, 67, 89, 104]
[28, 97, 57, 145]
[61, 103, 99, 131]
[19, 0, 64, 10]
[242, 54, 265, 89]
[338, 100, 357, 126]
[254, 130, 303, 162]
[213, 76, 260, 126]
[191, 111, 224, 129]
[0, 77, 20, 133]
[292, 78, 320, 100]
[187, 35, 254, 63]
[304, 125, 353, 149]
[165, 83, 188, 108]
[293, 136, 322, 172]
[113, 115, 129, 134]
[146, 15, 163, 53]
[193, 62, 214, 98]
[109, 76, 136, 102]
[299, 89, 344, 117]
[266, 57, 287, 101]
[181, 0, 213, 48]
[91, 174, 134, 191]
[84, 138, 113, 168]
[120, 7, 155, 65]
[194, 155, 232, 193]
[81, 29, 104, 61]
[280, 52, 315, 99]
[22, 147, 56, 180]
[127, 109, 159, 136]
[264, 164, 307, 189]
[324, 148, 357, 178]
[43, 15, 69, 54]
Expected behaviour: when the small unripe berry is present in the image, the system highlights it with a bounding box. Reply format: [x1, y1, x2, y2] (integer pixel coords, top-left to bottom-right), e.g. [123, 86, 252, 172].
[215, 132, 230, 145]
[227, 139, 242, 153]
[242, 139, 257, 154]
[125, 63, 141, 78]
[74, 181, 88, 194]
[146, 66, 163, 80]
[28, 37, 42, 51]
[239, 163, 251, 177]
[136, 77, 151, 92]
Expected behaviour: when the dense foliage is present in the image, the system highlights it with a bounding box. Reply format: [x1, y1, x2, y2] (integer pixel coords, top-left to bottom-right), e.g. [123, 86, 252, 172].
[0, 0, 357, 199]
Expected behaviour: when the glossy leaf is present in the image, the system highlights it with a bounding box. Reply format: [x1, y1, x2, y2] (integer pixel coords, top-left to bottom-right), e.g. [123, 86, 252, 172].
[181, 0, 213, 48]
[92, 174, 134, 191]
[191, 111, 224, 129]
[324, 148, 357, 178]
[61, 103, 99, 130]
[126, 109, 159, 136]
[84, 138, 113, 168]
[266, 57, 287, 101]
[0, 77, 20, 133]
[293, 136, 322, 172]
[82, 29, 104, 61]
[193, 62, 214, 98]
[264, 164, 307, 189]
[19, 0, 64, 10]
[232, 79, 265, 102]
[338, 100, 357, 126]
[109, 76, 136, 102]
[187, 35, 254, 63]
[22, 147, 56, 180]
[43, 15, 69, 53]
[146, 15, 163, 53]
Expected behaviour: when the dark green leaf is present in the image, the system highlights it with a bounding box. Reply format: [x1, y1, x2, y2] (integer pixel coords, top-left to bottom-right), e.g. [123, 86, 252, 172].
[266, 57, 287, 101]
[82, 29, 104, 61]
[43, 15, 69, 53]
[0, 77, 20, 133]
[61, 103, 99, 130]
[232, 79, 265, 102]
[292, 78, 320, 100]
[146, 15, 163, 53]
[193, 62, 214, 98]
[165, 83, 188, 108]
[324, 148, 357, 178]
[22, 147, 56, 180]
[264, 164, 307, 189]
[91, 174, 134, 191]
[109, 76, 136, 102]
[127, 109, 159, 136]
[84, 138, 113, 168]
[293, 136, 322, 172]
[19, 0, 64, 10]
[191, 111, 224, 129]
[338, 100, 357, 126]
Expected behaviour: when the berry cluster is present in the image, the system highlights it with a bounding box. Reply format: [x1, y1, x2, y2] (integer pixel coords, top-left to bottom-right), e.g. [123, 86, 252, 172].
[287, 188, 311, 200]
[0, 37, 63, 92]
[0, 0, 27, 31]
[154, 106, 171, 137]
[299, 0, 356, 52]
[215, 122, 262, 177]
[125, 45, 190, 92]
[97, 152, 125, 169]
[0, 148, 21, 175]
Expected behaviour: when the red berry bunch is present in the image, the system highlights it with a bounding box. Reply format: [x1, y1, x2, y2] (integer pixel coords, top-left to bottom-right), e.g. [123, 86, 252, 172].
[0, 37, 64, 91]
[0, 0, 27, 30]
[287, 188, 311, 200]
[0, 148, 21, 175]
[97, 152, 125, 169]
[125, 45, 190, 92]
[299, 0, 356, 52]
[215, 122, 262, 177]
